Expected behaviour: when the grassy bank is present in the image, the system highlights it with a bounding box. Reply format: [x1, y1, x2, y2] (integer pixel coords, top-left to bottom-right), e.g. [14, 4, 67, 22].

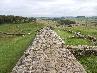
[0, 23, 44, 73]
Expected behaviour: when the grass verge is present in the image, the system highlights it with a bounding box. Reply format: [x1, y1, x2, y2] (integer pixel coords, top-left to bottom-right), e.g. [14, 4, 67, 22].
[0, 23, 44, 73]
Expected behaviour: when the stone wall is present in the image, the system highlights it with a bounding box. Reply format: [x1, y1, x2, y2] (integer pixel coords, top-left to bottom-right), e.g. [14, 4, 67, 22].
[11, 27, 86, 73]
[66, 45, 97, 56]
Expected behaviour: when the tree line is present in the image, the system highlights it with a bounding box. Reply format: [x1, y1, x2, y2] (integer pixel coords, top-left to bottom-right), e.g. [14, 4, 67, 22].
[0, 15, 36, 24]
[58, 19, 76, 25]
[52, 18, 76, 25]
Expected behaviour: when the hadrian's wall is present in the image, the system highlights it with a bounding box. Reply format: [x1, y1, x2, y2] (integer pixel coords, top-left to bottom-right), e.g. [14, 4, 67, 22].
[11, 27, 86, 73]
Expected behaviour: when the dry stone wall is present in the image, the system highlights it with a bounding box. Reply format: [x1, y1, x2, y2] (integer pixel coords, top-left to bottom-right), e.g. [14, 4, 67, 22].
[11, 27, 86, 73]
[66, 45, 97, 56]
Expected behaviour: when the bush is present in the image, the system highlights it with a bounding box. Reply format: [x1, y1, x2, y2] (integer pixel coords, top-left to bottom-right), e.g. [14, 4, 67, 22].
[58, 19, 76, 25]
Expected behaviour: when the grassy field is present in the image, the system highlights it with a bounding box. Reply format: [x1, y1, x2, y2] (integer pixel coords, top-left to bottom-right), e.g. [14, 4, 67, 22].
[55, 26, 97, 73]
[0, 22, 44, 73]
[0, 21, 97, 73]
[65, 26, 97, 38]
[54, 28, 92, 46]
[78, 55, 97, 73]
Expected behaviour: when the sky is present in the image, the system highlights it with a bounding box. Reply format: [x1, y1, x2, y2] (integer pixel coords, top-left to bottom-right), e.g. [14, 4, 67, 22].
[0, 0, 97, 17]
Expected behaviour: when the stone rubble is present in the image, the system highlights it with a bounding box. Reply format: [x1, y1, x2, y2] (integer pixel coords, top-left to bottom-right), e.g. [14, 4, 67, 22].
[11, 27, 86, 73]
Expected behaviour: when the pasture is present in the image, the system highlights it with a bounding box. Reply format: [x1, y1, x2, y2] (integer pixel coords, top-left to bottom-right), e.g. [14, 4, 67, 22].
[0, 20, 97, 73]
[0, 23, 44, 73]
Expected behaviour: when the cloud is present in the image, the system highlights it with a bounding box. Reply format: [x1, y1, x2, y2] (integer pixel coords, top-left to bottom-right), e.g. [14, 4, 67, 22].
[0, 0, 97, 17]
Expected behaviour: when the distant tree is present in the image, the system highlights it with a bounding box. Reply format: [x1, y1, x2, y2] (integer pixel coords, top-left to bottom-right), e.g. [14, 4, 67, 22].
[0, 15, 36, 24]
[58, 19, 76, 25]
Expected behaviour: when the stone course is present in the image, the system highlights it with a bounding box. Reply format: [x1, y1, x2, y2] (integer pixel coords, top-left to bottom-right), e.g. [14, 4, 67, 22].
[11, 27, 86, 73]
[66, 45, 97, 56]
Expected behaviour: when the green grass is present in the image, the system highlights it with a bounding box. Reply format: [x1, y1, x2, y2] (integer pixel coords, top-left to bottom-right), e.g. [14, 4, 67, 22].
[66, 38, 90, 45]
[0, 23, 44, 73]
[0, 22, 97, 73]
[54, 28, 91, 45]
[78, 55, 97, 73]
[65, 26, 97, 38]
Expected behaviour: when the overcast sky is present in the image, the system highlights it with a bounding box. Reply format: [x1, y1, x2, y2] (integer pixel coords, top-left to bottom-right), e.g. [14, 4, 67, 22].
[0, 0, 97, 17]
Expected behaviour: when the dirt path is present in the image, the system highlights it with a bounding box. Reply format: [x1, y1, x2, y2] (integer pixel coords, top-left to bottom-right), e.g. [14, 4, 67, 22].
[11, 27, 86, 73]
